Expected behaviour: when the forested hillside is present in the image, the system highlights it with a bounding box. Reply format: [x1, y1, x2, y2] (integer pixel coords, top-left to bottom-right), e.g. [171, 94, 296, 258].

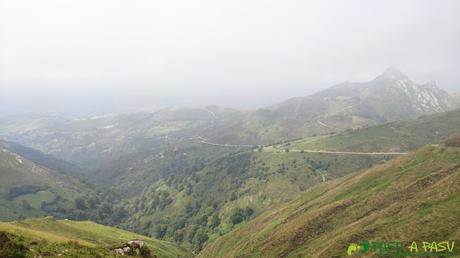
[200, 139, 460, 257]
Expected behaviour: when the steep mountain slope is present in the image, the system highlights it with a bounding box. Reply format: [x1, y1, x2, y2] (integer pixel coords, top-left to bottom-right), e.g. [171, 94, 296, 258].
[313, 67, 451, 116]
[114, 110, 460, 251]
[55, 109, 459, 253]
[2, 109, 458, 253]
[200, 140, 460, 257]
[118, 147, 383, 252]
[279, 108, 460, 152]
[0, 217, 191, 257]
[203, 68, 455, 144]
[1, 140, 85, 175]
[0, 142, 95, 220]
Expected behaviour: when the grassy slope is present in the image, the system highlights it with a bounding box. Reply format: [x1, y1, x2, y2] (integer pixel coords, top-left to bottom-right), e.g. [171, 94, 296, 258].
[120, 110, 460, 248]
[200, 143, 460, 257]
[0, 218, 191, 258]
[284, 109, 460, 152]
[0, 146, 93, 220]
[120, 148, 383, 247]
[3, 110, 459, 253]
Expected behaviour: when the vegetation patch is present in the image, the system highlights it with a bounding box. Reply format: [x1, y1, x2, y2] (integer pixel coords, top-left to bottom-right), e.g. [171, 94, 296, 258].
[0, 231, 28, 258]
[5, 185, 48, 200]
[13, 190, 56, 209]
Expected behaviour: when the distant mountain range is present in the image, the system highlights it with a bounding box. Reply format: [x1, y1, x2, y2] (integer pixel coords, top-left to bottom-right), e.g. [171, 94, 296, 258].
[1, 68, 456, 150]
[203, 68, 457, 144]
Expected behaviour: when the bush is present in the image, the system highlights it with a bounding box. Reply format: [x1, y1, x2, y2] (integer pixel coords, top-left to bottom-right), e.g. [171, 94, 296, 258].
[243, 207, 254, 217]
[139, 246, 151, 257]
[0, 232, 28, 258]
[191, 229, 208, 253]
[230, 207, 254, 225]
[230, 211, 243, 225]
[210, 214, 220, 228]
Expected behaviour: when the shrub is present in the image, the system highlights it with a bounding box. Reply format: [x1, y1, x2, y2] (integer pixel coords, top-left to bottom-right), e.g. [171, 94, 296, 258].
[191, 229, 208, 253]
[0, 232, 28, 258]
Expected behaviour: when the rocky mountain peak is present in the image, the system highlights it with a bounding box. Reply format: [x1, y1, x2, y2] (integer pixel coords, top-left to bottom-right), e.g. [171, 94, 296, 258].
[375, 67, 409, 82]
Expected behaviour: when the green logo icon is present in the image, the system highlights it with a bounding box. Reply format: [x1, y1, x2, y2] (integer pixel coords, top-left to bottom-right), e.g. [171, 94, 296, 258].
[347, 243, 360, 256]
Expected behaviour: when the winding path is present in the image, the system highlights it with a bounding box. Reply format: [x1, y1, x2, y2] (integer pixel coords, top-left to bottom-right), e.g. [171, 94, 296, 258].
[316, 119, 344, 131]
[193, 107, 407, 155]
[193, 136, 256, 148]
[265, 148, 408, 155]
[192, 136, 408, 155]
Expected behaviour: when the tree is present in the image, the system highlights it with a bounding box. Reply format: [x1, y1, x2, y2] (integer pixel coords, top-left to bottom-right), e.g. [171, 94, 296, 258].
[75, 197, 87, 210]
[243, 207, 254, 218]
[210, 214, 220, 228]
[154, 225, 168, 239]
[230, 209, 244, 225]
[230, 207, 254, 226]
[195, 215, 208, 226]
[191, 229, 208, 253]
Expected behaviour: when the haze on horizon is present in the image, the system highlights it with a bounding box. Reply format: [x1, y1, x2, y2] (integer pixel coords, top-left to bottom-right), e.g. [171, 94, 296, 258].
[1, 0, 460, 117]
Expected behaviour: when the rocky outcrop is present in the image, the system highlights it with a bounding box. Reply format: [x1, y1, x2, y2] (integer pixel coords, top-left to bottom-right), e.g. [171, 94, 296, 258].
[113, 239, 151, 257]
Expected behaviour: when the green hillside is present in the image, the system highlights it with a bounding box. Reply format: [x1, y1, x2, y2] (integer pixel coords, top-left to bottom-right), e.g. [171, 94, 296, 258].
[0, 109, 217, 179]
[0, 217, 191, 257]
[0, 142, 130, 226]
[71, 110, 460, 252]
[200, 141, 460, 257]
[118, 146, 384, 253]
[278, 108, 460, 152]
[2, 110, 459, 254]
[0, 143, 94, 220]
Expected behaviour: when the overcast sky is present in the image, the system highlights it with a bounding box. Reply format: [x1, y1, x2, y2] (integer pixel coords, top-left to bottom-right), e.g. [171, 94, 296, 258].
[1, 0, 459, 116]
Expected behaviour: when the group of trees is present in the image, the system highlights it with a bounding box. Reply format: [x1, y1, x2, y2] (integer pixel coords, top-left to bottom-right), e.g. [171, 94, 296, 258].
[72, 190, 129, 225]
[149, 205, 253, 253]
[5, 185, 47, 200]
[68, 151, 262, 253]
[229, 207, 253, 225]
